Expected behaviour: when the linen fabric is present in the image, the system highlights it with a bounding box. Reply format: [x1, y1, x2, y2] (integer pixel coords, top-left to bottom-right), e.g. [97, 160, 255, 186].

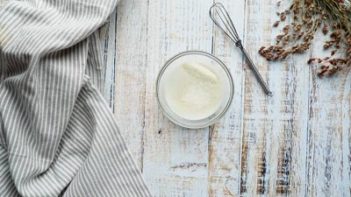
[0, 0, 151, 196]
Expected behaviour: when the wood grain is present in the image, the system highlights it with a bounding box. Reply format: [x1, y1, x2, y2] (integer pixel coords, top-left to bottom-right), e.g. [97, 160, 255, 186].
[99, 11, 117, 107]
[113, 0, 149, 170]
[142, 0, 214, 195]
[306, 29, 351, 196]
[208, 0, 245, 196]
[105, 0, 351, 196]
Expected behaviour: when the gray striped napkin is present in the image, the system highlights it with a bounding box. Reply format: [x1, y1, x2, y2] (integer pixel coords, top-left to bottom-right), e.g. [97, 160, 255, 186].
[0, 0, 151, 196]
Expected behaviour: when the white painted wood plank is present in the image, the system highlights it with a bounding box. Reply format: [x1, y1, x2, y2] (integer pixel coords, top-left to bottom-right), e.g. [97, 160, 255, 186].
[106, 0, 351, 196]
[241, 0, 275, 195]
[208, 0, 246, 196]
[113, 0, 149, 171]
[306, 31, 351, 196]
[263, 1, 310, 197]
[142, 0, 214, 196]
[241, 0, 311, 196]
[99, 10, 117, 108]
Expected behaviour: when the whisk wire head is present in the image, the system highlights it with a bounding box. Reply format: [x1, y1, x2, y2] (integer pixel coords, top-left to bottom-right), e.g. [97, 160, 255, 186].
[209, 3, 241, 44]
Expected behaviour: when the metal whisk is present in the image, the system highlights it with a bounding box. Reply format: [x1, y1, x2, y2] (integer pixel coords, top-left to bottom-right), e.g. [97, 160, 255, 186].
[209, 3, 273, 96]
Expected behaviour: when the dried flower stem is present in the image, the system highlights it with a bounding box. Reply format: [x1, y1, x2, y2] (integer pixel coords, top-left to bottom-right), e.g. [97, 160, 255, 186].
[259, 0, 351, 76]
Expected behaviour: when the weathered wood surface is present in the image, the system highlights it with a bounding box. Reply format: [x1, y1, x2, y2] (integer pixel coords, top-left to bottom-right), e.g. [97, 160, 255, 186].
[101, 0, 351, 196]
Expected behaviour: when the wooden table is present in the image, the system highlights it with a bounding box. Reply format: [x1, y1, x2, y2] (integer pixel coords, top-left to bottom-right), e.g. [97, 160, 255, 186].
[98, 0, 351, 196]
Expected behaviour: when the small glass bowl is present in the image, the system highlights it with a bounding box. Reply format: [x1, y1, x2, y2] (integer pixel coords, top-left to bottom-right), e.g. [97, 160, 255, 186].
[156, 51, 234, 129]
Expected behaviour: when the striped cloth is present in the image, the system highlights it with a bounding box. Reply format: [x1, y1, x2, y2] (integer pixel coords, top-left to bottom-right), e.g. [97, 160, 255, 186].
[0, 0, 151, 196]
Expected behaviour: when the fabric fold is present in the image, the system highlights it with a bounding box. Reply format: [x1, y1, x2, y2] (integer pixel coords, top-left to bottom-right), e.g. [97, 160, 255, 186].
[0, 0, 151, 196]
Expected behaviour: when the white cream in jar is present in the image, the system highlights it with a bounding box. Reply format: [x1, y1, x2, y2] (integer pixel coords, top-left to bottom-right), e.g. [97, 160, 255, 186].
[157, 51, 234, 128]
[162, 62, 224, 120]
[156, 51, 234, 128]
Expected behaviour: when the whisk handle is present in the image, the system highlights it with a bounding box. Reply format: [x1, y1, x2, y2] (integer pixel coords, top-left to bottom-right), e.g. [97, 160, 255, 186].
[236, 40, 273, 96]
